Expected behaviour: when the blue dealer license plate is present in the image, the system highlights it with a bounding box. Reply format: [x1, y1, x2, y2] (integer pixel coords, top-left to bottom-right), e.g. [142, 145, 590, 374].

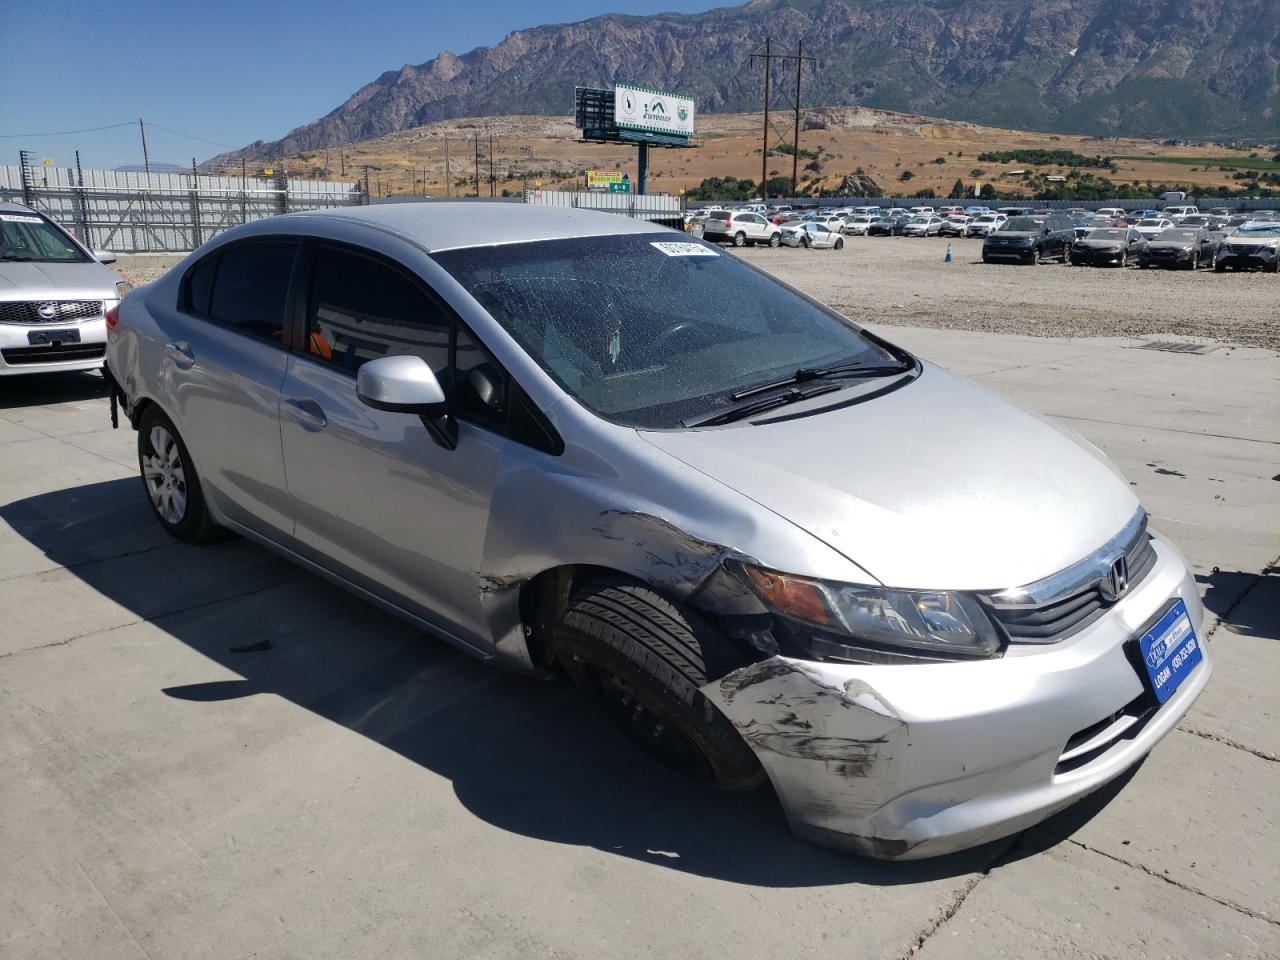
[1138, 599, 1202, 704]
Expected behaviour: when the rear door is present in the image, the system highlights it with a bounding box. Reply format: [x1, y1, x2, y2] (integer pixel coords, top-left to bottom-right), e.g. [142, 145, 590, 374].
[163, 239, 298, 538]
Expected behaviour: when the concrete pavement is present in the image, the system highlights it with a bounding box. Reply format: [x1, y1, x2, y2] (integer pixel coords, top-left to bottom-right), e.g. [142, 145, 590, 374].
[1, 326, 1276, 959]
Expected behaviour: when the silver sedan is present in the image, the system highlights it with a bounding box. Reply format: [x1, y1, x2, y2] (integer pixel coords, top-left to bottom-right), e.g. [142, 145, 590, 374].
[106, 203, 1211, 860]
[0, 202, 127, 376]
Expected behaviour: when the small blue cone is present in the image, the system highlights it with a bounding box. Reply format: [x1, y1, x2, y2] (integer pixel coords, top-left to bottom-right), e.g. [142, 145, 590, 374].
[945, 242, 953, 263]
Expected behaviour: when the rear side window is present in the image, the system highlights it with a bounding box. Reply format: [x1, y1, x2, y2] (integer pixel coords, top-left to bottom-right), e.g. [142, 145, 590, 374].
[205, 242, 297, 342]
[186, 257, 217, 316]
[305, 246, 450, 378]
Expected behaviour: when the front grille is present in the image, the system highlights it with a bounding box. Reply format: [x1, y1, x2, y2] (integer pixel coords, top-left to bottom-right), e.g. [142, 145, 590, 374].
[981, 511, 1158, 643]
[1, 344, 105, 365]
[0, 300, 103, 325]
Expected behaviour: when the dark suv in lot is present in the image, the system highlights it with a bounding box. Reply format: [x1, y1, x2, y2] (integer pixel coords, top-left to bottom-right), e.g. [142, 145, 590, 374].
[982, 214, 1074, 265]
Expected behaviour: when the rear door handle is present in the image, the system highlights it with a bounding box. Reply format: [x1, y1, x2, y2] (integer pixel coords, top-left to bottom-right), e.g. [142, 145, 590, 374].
[284, 397, 328, 430]
[164, 341, 195, 369]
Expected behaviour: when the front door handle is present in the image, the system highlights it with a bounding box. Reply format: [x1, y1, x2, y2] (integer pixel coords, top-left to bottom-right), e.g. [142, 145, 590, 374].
[284, 397, 328, 430]
[164, 341, 195, 370]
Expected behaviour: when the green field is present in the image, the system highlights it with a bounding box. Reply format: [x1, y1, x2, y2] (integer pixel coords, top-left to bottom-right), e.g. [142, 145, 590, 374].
[1113, 155, 1280, 172]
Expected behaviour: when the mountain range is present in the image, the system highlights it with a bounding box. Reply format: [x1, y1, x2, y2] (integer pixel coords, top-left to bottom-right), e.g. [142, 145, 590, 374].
[214, 0, 1280, 165]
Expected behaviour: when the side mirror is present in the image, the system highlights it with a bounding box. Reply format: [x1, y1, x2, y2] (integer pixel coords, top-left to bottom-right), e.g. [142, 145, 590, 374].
[93, 249, 118, 264]
[357, 355, 456, 449]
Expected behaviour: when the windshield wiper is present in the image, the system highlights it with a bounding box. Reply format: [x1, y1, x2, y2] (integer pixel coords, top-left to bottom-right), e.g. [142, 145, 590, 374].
[683, 383, 842, 428]
[730, 359, 915, 401]
[0, 255, 37, 262]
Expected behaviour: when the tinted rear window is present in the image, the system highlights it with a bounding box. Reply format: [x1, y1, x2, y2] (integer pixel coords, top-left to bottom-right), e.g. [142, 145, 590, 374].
[207, 242, 296, 341]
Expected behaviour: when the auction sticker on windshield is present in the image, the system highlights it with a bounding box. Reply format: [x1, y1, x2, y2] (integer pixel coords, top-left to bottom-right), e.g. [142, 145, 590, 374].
[1138, 599, 1202, 704]
[651, 241, 718, 257]
[0, 214, 43, 223]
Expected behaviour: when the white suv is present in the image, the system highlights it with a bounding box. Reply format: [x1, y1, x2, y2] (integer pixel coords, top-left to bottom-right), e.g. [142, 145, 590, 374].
[701, 211, 782, 247]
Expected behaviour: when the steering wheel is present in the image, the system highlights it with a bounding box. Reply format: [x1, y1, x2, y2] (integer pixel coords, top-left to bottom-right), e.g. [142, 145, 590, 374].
[648, 320, 699, 354]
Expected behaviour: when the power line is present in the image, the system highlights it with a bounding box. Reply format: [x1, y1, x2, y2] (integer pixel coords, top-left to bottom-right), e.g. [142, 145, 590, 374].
[0, 120, 236, 150]
[0, 121, 136, 138]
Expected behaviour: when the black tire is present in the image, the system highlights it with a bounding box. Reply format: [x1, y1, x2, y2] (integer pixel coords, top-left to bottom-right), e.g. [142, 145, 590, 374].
[1189, 253, 1199, 270]
[768, 232, 780, 248]
[834, 237, 844, 250]
[1120, 250, 1128, 267]
[555, 576, 765, 791]
[733, 231, 747, 247]
[801, 234, 811, 248]
[982, 253, 992, 264]
[136, 406, 220, 543]
[1214, 262, 1225, 272]
[1029, 247, 1040, 266]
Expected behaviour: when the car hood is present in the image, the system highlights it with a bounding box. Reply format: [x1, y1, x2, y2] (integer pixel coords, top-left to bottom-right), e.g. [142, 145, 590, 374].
[1224, 235, 1280, 248]
[1077, 239, 1125, 248]
[0, 260, 120, 300]
[639, 364, 1138, 590]
[987, 231, 1037, 239]
[1147, 241, 1195, 250]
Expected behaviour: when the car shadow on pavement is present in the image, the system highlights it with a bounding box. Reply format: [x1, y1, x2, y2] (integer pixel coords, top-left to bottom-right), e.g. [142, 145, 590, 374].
[2, 475, 1128, 888]
[0, 370, 108, 408]
[1196, 567, 1279, 641]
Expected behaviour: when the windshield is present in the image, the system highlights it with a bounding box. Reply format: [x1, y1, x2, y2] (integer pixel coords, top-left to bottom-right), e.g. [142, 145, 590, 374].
[1234, 224, 1280, 238]
[431, 234, 900, 429]
[1088, 229, 1128, 240]
[1137, 219, 1165, 227]
[1156, 229, 1198, 242]
[0, 212, 89, 263]
[1000, 217, 1042, 232]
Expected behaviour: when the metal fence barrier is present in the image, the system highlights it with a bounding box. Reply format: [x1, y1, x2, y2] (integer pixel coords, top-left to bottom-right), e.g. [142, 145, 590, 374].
[523, 188, 685, 228]
[1, 161, 364, 254]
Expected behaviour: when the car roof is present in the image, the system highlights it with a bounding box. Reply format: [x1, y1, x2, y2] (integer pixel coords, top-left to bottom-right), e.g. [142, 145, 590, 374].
[0, 201, 44, 214]
[275, 201, 669, 252]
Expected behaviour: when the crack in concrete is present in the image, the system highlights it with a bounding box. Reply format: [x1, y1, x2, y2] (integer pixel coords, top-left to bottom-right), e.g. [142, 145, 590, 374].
[1177, 726, 1279, 763]
[897, 835, 1020, 958]
[0, 541, 181, 584]
[1048, 413, 1279, 446]
[0, 577, 305, 661]
[1063, 837, 1278, 928]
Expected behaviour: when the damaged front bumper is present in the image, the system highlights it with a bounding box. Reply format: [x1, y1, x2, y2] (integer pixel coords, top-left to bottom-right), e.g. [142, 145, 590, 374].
[700, 536, 1212, 860]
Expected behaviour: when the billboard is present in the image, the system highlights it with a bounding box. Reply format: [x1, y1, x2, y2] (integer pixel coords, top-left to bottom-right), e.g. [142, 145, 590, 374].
[613, 83, 695, 138]
[586, 170, 631, 193]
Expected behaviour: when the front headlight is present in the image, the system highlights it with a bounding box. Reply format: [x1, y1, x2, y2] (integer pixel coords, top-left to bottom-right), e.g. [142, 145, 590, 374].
[738, 565, 1003, 663]
[114, 280, 132, 299]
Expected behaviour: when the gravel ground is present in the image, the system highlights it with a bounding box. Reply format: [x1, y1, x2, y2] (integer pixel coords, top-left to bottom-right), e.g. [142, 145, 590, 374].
[734, 236, 1279, 350]
[111, 235, 1279, 350]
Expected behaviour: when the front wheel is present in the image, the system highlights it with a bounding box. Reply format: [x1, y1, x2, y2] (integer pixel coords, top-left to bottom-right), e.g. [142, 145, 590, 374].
[137, 406, 219, 543]
[834, 237, 844, 250]
[768, 232, 780, 247]
[1120, 251, 1128, 267]
[801, 235, 811, 248]
[1030, 247, 1040, 266]
[555, 577, 764, 791]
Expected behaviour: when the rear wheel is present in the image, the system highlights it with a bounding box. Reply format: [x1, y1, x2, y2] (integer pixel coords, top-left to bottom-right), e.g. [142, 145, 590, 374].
[733, 231, 746, 247]
[137, 407, 219, 543]
[556, 577, 764, 791]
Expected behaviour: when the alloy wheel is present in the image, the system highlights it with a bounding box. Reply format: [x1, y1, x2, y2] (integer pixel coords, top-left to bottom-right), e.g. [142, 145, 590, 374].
[142, 424, 188, 525]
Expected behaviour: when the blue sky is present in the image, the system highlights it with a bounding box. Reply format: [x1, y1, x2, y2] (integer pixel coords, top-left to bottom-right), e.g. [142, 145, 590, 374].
[0, 0, 720, 170]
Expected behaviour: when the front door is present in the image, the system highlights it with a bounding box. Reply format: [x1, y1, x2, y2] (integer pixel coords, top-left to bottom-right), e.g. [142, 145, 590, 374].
[277, 243, 503, 651]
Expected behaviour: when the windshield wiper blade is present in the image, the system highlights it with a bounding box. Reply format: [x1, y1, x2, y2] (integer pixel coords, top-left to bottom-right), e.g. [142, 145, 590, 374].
[684, 383, 842, 428]
[731, 359, 914, 401]
[0, 255, 37, 262]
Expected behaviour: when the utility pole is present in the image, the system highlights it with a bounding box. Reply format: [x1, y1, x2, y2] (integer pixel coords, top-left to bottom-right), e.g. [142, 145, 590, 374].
[444, 139, 451, 198]
[138, 118, 151, 175]
[793, 39, 805, 197]
[758, 38, 770, 193]
[488, 135, 495, 197]
[474, 133, 481, 198]
[340, 151, 346, 177]
[749, 41, 815, 198]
